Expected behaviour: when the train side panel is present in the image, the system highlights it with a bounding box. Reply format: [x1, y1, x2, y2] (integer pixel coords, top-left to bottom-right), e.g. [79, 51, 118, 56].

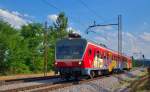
[81, 42, 132, 76]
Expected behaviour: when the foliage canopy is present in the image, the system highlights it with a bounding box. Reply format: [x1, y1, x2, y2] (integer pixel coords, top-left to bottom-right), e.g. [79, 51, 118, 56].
[0, 12, 71, 75]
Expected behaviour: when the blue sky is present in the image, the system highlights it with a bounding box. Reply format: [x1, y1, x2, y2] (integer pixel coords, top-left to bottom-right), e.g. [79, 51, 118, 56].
[0, 0, 150, 58]
[1, 0, 150, 33]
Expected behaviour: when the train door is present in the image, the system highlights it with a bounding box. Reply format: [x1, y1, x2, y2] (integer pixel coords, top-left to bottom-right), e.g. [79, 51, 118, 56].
[113, 55, 117, 69]
[108, 52, 115, 72]
[103, 52, 108, 69]
[88, 48, 93, 67]
[98, 51, 103, 68]
[117, 56, 120, 69]
[109, 52, 112, 64]
[93, 50, 103, 68]
[111, 54, 117, 71]
[123, 58, 126, 69]
[93, 50, 98, 68]
[94, 50, 99, 68]
[118, 56, 123, 70]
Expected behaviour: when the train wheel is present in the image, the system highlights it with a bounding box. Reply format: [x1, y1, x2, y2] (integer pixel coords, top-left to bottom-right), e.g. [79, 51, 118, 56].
[113, 69, 118, 74]
[127, 68, 131, 71]
[89, 71, 95, 79]
[97, 70, 102, 76]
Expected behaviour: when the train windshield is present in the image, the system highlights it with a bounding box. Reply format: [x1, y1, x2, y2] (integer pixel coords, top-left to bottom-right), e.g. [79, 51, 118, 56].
[56, 39, 87, 59]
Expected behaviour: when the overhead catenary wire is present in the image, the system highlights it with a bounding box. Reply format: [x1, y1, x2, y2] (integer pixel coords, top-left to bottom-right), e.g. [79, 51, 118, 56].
[41, 0, 89, 30]
[42, 0, 61, 11]
[41, 0, 118, 40]
[78, 0, 106, 23]
[78, 0, 121, 29]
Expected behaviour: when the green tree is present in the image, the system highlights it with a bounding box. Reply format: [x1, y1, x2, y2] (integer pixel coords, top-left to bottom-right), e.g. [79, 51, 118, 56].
[0, 21, 15, 74]
[0, 12, 70, 75]
[20, 23, 44, 73]
[53, 12, 68, 39]
[46, 12, 69, 70]
[0, 20, 30, 74]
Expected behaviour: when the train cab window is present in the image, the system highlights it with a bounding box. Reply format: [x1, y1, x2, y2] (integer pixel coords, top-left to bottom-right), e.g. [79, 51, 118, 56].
[88, 49, 92, 56]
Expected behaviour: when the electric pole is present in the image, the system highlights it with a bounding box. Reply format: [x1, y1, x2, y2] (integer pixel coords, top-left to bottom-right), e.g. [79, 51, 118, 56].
[44, 21, 48, 76]
[118, 15, 122, 67]
[86, 15, 122, 66]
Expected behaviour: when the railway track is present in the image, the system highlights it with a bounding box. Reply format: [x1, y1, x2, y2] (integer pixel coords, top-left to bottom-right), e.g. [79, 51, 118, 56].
[0, 75, 59, 86]
[1, 76, 107, 92]
[0, 76, 61, 92]
[0, 68, 145, 92]
[29, 76, 108, 92]
[0, 73, 111, 92]
[2, 70, 123, 92]
[46, 68, 145, 92]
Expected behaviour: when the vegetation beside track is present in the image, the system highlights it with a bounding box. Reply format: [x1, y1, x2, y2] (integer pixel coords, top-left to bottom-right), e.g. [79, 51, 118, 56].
[135, 76, 150, 92]
[0, 12, 73, 75]
[0, 72, 55, 80]
[129, 67, 150, 92]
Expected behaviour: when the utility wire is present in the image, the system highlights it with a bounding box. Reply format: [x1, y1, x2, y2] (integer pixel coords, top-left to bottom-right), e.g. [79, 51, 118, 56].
[42, 0, 61, 11]
[42, 0, 117, 29]
[78, 0, 119, 26]
[78, 0, 105, 23]
[41, 0, 89, 30]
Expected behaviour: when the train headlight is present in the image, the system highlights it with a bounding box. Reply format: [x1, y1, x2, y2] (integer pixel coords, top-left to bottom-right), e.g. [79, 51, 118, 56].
[78, 61, 82, 65]
[55, 62, 58, 65]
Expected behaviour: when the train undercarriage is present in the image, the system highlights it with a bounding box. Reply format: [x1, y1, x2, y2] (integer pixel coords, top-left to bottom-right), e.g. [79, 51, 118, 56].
[55, 67, 131, 79]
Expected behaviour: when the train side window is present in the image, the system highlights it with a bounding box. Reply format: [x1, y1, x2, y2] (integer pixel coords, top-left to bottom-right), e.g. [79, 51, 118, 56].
[88, 49, 92, 56]
[97, 51, 100, 58]
[113, 56, 115, 60]
[103, 52, 106, 59]
[100, 52, 103, 58]
[115, 56, 117, 61]
[106, 55, 108, 60]
[109, 53, 112, 60]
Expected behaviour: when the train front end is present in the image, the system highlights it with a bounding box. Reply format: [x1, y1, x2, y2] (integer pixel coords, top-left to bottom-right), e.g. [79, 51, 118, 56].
[55, 38, 87, 77]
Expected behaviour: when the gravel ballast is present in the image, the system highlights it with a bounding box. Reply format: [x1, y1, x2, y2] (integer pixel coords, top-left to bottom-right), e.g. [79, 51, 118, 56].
[50, 68, 147, 92]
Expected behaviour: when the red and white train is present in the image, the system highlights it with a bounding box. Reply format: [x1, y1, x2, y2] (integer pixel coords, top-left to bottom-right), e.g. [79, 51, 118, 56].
[55, 34, 132, 78]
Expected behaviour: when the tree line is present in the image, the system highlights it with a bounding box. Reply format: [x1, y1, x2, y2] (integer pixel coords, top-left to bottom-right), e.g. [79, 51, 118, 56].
[0, 12, 71, 75]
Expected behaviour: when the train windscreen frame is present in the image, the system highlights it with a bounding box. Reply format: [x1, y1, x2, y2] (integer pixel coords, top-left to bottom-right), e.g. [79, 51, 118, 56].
[56, 39, 87, 59]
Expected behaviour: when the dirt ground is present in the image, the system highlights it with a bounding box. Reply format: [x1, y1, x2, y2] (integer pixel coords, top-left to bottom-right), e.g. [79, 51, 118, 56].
[0, 72, 55, 81]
